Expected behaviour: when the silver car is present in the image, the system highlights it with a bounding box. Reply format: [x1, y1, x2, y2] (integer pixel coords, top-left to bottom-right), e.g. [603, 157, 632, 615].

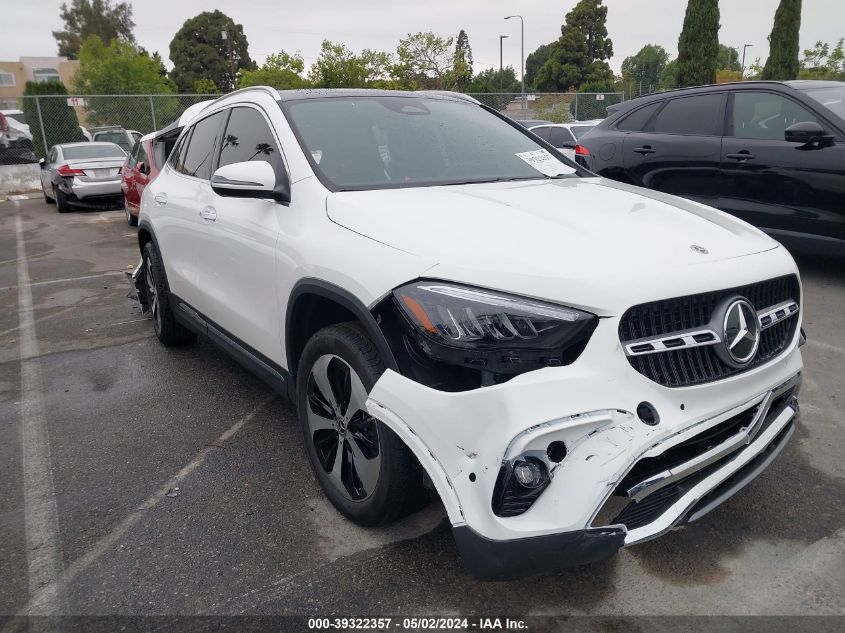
[39, 142, 127, 213]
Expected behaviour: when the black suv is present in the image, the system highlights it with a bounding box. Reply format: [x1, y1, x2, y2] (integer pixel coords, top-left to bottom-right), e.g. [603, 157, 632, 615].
[576, 81, 845, 253]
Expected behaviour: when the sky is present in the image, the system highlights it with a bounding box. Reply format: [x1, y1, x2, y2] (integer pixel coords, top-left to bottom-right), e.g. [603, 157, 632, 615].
[2, 0, 843, 78]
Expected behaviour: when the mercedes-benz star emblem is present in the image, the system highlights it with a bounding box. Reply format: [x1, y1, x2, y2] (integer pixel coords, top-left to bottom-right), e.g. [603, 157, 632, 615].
[721, 298, 760, 366]
[690, 245, 709, 254]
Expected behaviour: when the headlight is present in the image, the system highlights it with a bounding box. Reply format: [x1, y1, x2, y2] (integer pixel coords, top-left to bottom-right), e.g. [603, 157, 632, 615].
[392, 282, 598, 375]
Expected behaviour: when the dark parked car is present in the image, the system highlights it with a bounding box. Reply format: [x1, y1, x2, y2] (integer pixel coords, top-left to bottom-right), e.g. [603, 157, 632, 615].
[576, 80, 845, 253]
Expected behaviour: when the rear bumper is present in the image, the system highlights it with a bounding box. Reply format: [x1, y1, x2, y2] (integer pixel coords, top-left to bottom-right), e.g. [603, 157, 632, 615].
[66, 176, 122, 200]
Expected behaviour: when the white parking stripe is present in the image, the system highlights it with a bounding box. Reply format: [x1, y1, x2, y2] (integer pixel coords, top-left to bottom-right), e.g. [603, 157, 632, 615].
[0, 270, 125, 292]
[15, 215, 69, 616]
[806, 339, 845, 356]
[19, 395, 275, 615]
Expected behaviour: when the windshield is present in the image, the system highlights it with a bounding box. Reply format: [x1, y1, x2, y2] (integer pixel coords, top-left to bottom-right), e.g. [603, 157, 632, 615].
[570, 125, 595, 139]
[93, 131, 130, 150]
[282, 96, 577, 190]
[5, 112, 27, 124]
[801, 86, 845, 119]
[63, 144, 125, 159]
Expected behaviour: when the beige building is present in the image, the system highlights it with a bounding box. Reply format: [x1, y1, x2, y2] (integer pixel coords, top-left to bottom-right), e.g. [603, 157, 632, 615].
[0, 56, 79, 109]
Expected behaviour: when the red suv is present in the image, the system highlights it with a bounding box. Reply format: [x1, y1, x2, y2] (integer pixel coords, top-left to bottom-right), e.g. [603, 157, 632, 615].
[121, 134, 160, 226]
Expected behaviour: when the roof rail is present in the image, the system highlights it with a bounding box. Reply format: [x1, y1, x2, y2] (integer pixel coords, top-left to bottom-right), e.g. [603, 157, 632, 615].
[210, 86, 281, 105]
[418, 90, 480, 104]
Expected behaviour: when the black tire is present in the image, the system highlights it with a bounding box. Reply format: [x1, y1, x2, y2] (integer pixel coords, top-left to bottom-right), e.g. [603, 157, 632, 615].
[142, 241, 196, 346]
[297, 322, 424, 526]
[124, 196, 138, 226]
[54, 186, 70, 213]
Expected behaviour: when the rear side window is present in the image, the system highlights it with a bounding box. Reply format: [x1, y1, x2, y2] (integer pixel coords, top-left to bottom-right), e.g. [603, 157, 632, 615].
[651, 94, 724, 136]
[218, 107, 283, 174]
[531, 126, 551, 141]
[549, 127, 575, 146]
[180, 111, 226, 179]
[616, 102, 661, 131]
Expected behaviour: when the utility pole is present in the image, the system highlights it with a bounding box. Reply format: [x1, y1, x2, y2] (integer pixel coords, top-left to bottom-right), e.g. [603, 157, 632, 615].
[222, 24, 236, 90]
[499, 35, 509, 95]
[741, 44, 753, 79]
[505, 15, 524, 110]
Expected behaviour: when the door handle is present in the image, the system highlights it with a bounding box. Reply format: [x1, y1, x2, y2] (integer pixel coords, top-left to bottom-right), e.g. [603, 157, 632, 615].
[633, 146, 656, 155]
[153, 193, 168, 206]
[199, 206, 217, 223]
[726, 151, 756, 161]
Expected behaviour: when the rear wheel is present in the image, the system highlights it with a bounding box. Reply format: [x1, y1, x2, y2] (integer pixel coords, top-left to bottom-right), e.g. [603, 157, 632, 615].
[124, 196, 138, 226]
[54, 186, 70, 213]
[142, 241, 196, 346]
[297, 323, 424, 526]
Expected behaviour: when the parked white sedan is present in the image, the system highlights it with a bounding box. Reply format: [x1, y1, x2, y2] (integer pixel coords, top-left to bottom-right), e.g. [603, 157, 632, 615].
[39, 142, 127, 212]
[529, 120, 601, 159]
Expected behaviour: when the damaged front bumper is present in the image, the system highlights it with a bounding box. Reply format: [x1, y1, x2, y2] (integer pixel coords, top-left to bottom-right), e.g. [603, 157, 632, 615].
[365, 319, 803, 579]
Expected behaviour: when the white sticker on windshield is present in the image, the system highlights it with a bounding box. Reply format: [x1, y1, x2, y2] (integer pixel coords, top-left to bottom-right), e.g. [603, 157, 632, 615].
[515, 149, 576, 177]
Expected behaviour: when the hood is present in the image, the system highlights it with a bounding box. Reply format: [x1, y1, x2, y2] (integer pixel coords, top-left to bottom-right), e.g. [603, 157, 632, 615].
[326, 177, 783, 313]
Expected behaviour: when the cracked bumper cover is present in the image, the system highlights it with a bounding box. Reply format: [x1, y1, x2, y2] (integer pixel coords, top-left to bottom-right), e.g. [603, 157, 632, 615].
[365, 311, 803, 577]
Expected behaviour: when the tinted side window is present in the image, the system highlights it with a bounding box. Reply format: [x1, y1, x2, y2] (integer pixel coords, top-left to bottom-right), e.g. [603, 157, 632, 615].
[531, 126, 551, 141]
[127, 140, 140, 168]
[731, 91, 818, 140]
[218, 107, 283, 174]
[616, 102, 661, 132]
[170, 131, 191, 173]
[181, 111, 225, 179]
[549, 127, 575, 146]
[652, 94, 724, 136]
[137, 144, 150, 171]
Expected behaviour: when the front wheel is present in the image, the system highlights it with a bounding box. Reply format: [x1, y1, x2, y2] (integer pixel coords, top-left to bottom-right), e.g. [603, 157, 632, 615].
[297, 323, 424, 526]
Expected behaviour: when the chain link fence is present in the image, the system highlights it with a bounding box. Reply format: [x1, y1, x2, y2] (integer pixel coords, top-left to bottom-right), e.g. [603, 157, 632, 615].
[467, 92, 624, 123]
[1, 91, 623, 166]
[2, 94, 220, 164]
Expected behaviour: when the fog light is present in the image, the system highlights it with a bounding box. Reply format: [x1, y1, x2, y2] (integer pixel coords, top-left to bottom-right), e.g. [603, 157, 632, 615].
[513, 459, 545, 488]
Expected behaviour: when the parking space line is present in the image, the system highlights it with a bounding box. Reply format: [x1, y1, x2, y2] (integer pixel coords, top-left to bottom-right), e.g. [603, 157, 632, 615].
[0, 271, 125, 292]
[806, 339, 845, 356]
[19, 394, 276, 615]
[14, 215, 69, 617]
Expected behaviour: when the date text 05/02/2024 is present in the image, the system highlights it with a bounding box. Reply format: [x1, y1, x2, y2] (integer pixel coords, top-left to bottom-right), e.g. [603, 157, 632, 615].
[307, 617, 528, 630]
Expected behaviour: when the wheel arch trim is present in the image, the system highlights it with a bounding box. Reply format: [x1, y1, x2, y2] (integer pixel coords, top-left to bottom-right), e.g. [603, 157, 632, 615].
[285, 278, 399, 378]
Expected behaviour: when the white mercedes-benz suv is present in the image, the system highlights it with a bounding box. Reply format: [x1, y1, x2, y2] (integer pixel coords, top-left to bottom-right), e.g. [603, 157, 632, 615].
[134, 87, 804, 579]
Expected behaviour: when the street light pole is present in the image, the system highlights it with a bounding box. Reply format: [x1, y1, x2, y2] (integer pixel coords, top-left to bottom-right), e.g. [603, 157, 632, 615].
[741, 44, 753, 79]
[505, 15, 524, 110]
[499, 35, 509, 95]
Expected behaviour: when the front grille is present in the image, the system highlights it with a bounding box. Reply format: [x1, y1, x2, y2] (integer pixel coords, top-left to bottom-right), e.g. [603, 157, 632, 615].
[620, 275, 799, 387]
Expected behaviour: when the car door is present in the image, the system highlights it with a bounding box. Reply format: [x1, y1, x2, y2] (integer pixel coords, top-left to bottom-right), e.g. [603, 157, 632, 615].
[122, 141, 139, 208]
[41, 146, 58, 193]
[132, 142, 151, 208]
[548, 126, 577, 159]
[621, 92, 726, 206]
[718, 89, 845, 241]
[190, 105, 286, 359]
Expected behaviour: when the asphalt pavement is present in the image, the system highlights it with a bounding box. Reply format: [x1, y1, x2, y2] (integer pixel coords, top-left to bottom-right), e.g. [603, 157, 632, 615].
[0, 196, 843, 621]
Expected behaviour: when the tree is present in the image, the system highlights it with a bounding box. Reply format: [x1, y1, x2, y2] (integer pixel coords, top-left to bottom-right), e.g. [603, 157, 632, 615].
[659, 58, 679, 90]
[22, 81, 85, 156]
[525, 44, 552, 90]
[799, 39, 845, 80]
[193, 78, 220, 94]
[465, 67, 520, 110]
[717, 44, 741, 71]
[169, 10, 255, 93]
[394, 31, 454, 89]
[73, 36, 177, 131]
[238, 51, 307, 89]
[621, 44, 669, 96]
[308, 41, 395, 88]
[761, 0, 802, 80]
[451, 30, 473, 91]
[52, 0, 135, 59]
[535, 0, 614, 91]
[676, 0, 720, 87]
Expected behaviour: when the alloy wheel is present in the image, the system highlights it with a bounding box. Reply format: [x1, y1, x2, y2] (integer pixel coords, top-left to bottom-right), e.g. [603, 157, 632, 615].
[306, 354, 381, 501]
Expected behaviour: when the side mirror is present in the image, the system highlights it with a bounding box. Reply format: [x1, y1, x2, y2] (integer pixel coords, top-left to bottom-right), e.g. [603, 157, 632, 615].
[39, 158, 46, 168]
[785, 121, 834, 146]
[211, 161, 290, 204]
